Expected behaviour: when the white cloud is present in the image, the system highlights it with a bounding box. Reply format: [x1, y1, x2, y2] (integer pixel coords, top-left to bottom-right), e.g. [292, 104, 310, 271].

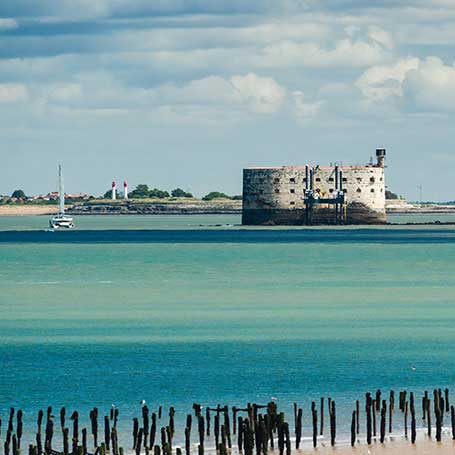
[259, 37, 386, 68]
[230, 73, 286, 114]
[368, 26, 393, 50]
[357, 56, 455, 113]
[292, 90, 323, 122]
[402, 57, 455, 112]
[0, 83, 29, 103]
[48, 83, 82, 102]
[356, 57, 420, 102]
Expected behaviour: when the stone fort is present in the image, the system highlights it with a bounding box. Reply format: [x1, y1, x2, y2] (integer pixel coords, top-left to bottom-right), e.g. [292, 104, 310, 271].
[242, 149, 386, 225]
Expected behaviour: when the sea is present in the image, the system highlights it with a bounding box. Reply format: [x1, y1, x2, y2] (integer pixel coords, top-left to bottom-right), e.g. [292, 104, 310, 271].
[1, 213, 455, 447]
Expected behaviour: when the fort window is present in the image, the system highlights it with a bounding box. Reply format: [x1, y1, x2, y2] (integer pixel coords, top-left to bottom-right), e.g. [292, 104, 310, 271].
[343, 189, 348, 194]
[303, 178, 307, 183]
[259, 178, 265, 184]
[274, 178, 280, 183]
[329, 188, 334, 193]
[370, 177, 375, 183]
[289, 178, 296, 183]
[274, 189, 280, 193]
[315, 177, 321, 182]
[370, 189, 375, 193]
[290, 201, 295, 205]
[357, 178, 362, 183]
[342, 178, 347, 183]
[356, 188, 362, 193]
[328, 177, 334, 182]
[290, 189, 295, 194]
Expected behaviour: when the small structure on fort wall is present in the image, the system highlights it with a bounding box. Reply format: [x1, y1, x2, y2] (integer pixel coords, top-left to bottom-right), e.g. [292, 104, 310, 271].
[242, 148, 387, 225]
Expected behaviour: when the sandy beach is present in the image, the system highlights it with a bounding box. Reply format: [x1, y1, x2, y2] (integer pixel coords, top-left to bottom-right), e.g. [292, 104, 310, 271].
[313, 439, 455, 454]
[0, 205, 58, 216]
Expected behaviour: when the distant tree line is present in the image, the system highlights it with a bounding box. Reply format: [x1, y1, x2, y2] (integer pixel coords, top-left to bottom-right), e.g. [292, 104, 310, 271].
[103, 184, 241, 201]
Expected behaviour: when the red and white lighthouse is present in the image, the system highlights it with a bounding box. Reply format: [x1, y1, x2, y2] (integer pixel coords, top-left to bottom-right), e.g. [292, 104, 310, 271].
[123, 181, 128, 200]
[111, 181, 116, 200]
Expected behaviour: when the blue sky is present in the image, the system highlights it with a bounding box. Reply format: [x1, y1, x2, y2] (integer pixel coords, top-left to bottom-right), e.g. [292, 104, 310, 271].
[1, 0, 454, 200]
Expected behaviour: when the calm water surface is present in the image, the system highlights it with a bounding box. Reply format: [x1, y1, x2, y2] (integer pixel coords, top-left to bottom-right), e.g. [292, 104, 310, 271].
[1, 215, 455, 445]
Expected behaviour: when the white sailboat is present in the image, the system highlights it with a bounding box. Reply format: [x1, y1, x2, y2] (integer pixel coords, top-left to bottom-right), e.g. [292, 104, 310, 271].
[49, 165, 75, 229]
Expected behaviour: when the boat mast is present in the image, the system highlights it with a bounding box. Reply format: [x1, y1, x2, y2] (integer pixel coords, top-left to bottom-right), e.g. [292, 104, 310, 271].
[59, 164, 65, 214]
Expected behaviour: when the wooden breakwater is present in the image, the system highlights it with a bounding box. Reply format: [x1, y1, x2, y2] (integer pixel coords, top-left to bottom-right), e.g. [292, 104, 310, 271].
[2, 387, 455, 455]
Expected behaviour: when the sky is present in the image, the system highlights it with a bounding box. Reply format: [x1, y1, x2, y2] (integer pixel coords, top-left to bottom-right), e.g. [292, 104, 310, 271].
[1, 1, 454, 200]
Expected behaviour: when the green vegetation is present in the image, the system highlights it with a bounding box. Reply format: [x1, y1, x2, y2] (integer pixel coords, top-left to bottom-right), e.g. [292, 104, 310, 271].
[129, 184, 150, 198]
[149, 188, 170, 198]
[385, 190, 400, 200]
[202, 191, 232, 201]
[11, 189, 26, 199]
[103, 189, 113, 199]
[171, 188, 193, 198]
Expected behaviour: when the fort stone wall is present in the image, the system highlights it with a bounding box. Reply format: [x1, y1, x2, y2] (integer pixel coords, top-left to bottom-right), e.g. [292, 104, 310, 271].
[242, 150, 386, 225]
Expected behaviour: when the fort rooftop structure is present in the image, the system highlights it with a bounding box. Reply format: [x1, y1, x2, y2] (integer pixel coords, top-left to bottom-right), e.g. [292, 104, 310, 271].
[242, 148, 386, 225]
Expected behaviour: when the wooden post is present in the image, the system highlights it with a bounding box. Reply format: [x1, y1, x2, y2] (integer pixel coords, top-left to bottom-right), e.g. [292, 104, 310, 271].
[37, 410, 44, 435]
[350, 411, 356, 447]
[311, 402, 317, 448]
[45, 414, 53, 455]
[404, 402, 408, 438]
[104, 416, 110, 451]
[445, 389, 450, 413]
[90, 408, 98, 448]
[410, 403, 416, 444]
[224, 408, 232, 449]
[132, 418, 139, 449]
[355, 400, 359, 435]
[169, 407, 175, 438]
[63, 428, 69, 455]
[143, 406, 149, 448]
[136, 429, 143, 455]
[295, 409, 302, 449]
[185, 427, 190, 455]
[198, 415, 204, 449]
[232, 408, 237, 435]
[451, 405, 455, 440]
[320, 397, 324, 436]
[436, 408, 442, 442]
[380, 400, 386, 443]
[389, 392, 393, 433]
[214, 414, 220, 450]
[17, 410, 23, 449]
[237, 417, 243, 452]
[376, 390, 381, 411]
[372, 400, 377, 437]
[423, 391, 428, 420]
[82, 428, 87, 455]
[60, 408, 66, 432]
[427, 399, 432, 437]
[330, 401, 336, 447]
[366, 393, 372, 445]
[150, 413, 157, 449]
[36, 432, 42, 455]
[205, 408, 210, 437]
[71, 411, 79, 449]
[284, 422, 290, 455]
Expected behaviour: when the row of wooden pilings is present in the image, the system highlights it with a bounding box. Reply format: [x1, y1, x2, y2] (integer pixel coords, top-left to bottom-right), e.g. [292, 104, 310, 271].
[1, 388, 455, 455]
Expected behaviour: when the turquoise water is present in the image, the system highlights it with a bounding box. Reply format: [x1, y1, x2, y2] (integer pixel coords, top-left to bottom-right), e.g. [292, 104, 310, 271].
[1, 215, 455, 446]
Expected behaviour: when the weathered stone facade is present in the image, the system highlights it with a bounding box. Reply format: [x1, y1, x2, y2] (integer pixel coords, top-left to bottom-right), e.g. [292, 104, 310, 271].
[242, 150, 386, 225]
